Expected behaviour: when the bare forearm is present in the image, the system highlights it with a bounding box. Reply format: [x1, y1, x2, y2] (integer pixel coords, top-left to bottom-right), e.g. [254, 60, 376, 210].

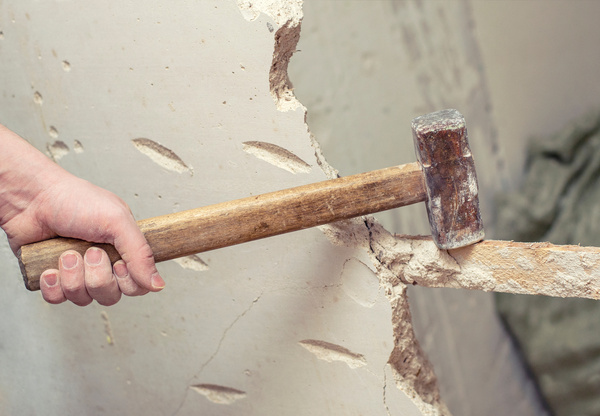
[0, 124, 61, 228]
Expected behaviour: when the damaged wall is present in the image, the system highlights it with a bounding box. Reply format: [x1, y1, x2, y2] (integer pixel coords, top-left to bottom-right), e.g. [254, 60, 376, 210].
[0, 1, 440, 415]
[3, 1, 596, 415]
[289, 1, 547, 415]
[290, 1, 600, 415]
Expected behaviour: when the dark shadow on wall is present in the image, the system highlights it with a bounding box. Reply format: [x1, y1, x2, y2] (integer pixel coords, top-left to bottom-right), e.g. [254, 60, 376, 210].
[495, 110, 600, 416]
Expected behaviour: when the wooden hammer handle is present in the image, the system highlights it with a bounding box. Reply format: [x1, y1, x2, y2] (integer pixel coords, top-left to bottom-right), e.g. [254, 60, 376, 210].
[18, 162, 425, 290]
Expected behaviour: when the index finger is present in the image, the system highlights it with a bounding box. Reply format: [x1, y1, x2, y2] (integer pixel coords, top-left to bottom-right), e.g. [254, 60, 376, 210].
[111, 221, 165, 292]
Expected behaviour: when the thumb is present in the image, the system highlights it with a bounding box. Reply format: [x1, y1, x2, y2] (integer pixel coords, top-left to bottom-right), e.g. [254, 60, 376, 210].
[113, 222, 165, 292]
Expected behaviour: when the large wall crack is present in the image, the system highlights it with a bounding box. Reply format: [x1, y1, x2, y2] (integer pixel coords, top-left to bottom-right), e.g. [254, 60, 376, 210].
[246, 2, 452, 414]
[320, 218, 451, 416]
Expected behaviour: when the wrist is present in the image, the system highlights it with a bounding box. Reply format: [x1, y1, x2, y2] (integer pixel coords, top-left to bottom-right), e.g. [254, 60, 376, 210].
[0, 125, 63, 227]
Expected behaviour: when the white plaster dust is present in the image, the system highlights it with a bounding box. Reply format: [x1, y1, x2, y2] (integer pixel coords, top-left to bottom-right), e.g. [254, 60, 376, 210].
[236, 0, 302, 26]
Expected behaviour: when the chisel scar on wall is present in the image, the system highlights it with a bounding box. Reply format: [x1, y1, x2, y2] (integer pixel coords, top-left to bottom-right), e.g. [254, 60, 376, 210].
[189, 384, 247, 405]
[242, 140, 311, 173]
[132, 137, 193, 175]
[173, 254, 209, 272]
[298, 339, 367, 369]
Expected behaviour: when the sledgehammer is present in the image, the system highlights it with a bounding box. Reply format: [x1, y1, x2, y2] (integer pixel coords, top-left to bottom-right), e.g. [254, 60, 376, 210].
[19, 109, 484, 291]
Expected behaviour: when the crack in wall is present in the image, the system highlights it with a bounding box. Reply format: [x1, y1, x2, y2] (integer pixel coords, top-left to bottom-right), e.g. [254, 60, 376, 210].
[318, 216, 452, 415]
[172, 294, 262, 415]
[248, 2, 452, 414]
[197, 294, 262, 376]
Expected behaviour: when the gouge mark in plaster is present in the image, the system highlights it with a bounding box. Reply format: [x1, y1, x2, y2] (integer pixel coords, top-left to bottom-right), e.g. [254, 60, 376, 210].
[132, 138, 191, 175]
[101, 311, 114, 346]
[173, 255, 209, 272]
[190, 384, 247, 405]
[270, 22, 303, 112]
[33, 91, 43, 105]
[48, 126, 59, 139]
[46, 140, 69, 161]
[242, 141, 311, 174]
[73, 140, 84, 153]
[299, 339, 367, 369]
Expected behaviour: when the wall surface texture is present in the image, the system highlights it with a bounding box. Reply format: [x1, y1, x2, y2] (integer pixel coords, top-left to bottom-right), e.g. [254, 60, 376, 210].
[3, 1, 600, 415]
[0, 1, 438, 415]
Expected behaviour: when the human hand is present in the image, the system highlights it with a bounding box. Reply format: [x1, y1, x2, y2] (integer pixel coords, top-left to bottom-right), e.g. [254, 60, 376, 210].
[0, 124, 165, 306]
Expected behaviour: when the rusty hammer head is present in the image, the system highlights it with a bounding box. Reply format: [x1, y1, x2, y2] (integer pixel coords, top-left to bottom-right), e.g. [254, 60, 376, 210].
[412, 109, 484, 249]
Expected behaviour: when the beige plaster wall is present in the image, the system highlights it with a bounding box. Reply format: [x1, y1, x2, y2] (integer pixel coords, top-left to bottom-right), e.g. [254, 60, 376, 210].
[0, 1, 434, 415]
[3, 0, 598, 415]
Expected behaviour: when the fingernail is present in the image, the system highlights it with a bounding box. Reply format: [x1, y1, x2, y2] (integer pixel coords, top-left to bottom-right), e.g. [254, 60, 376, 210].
[61, 253, 78, 269]
[151, 272, 165, 290]
[113, 261, 128, 279]
[85, 247, 103, 266]
[43, 272, 58, 287]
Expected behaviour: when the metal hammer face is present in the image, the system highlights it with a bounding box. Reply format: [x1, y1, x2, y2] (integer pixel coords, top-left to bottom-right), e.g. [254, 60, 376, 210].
[412, 109, 484, 249]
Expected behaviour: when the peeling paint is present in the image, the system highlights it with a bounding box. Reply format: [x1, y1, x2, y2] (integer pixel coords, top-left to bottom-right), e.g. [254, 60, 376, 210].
[132, 138, 192, 174]
[298, 339, 367, 369]
[190, 384, 247, 404]
[242, 141, 311, 173]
